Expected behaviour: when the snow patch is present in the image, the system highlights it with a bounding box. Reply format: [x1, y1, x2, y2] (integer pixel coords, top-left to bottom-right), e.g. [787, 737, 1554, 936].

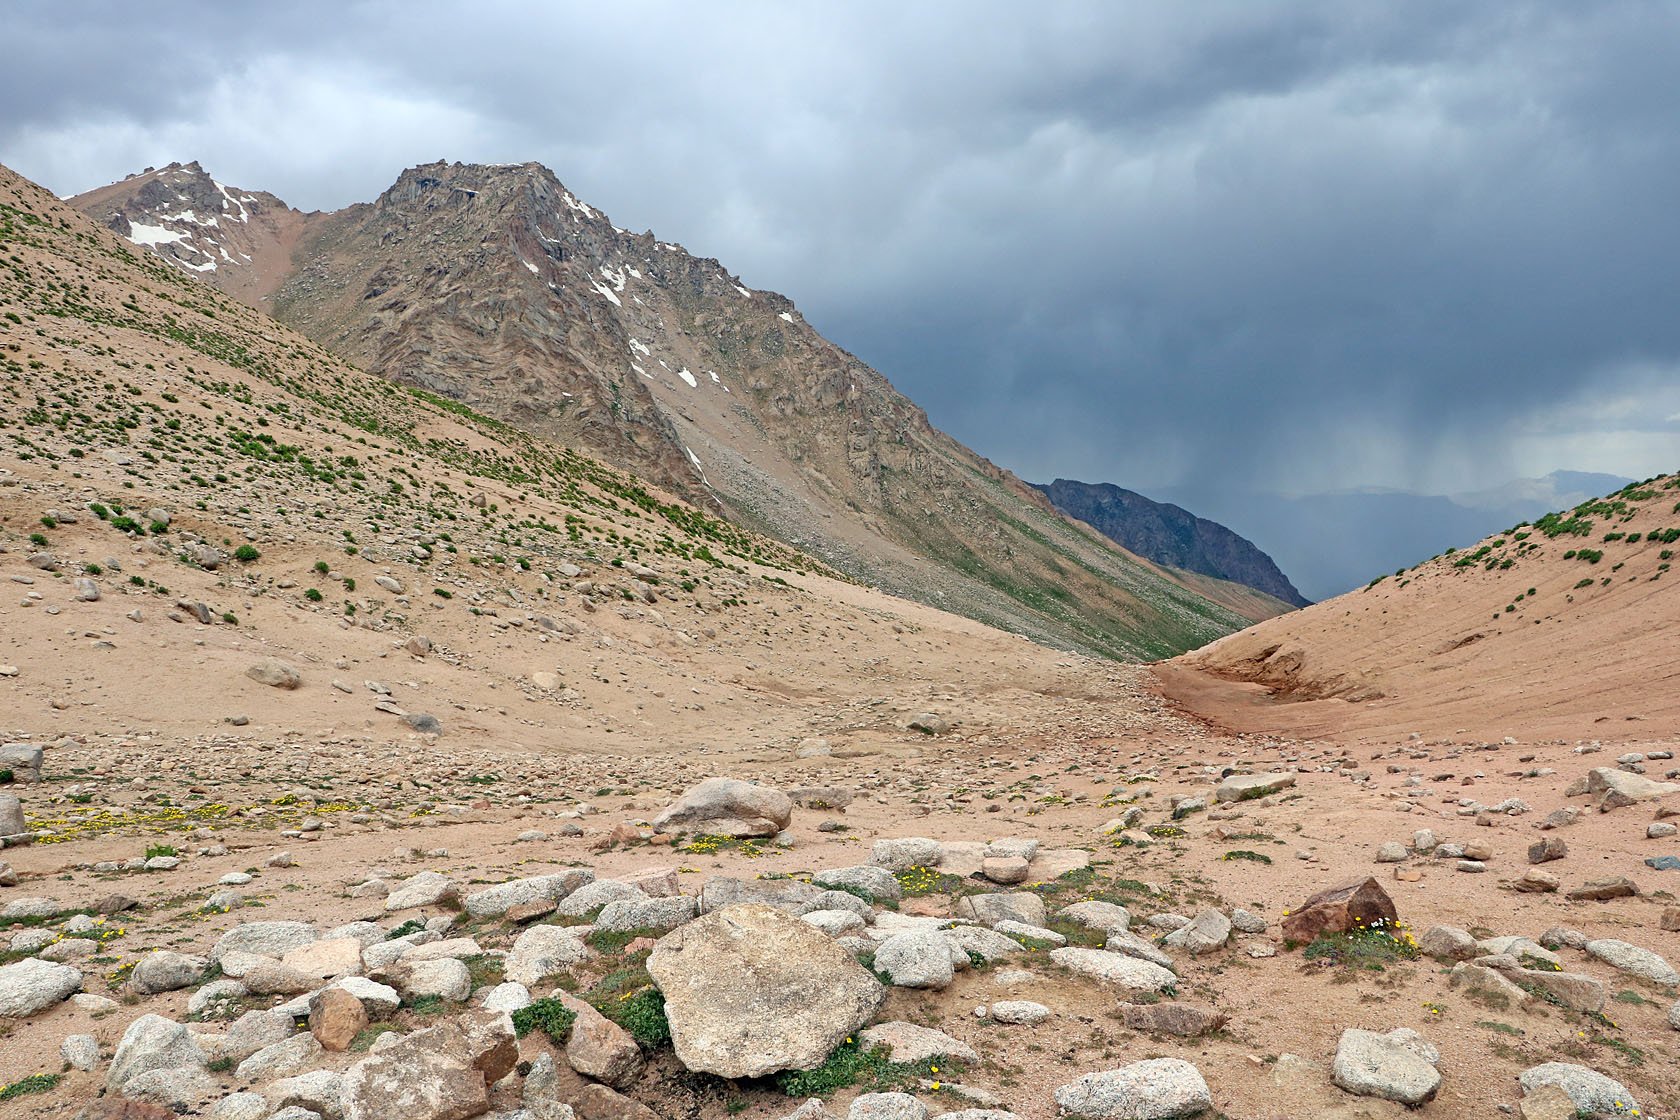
[632, 364, 649, 377]
[126, 222, 189, 248]
[590, 279, 622, 306]
[214, 180, 249, 222]
[522, 258, 540, 275]
[685, 445, 709, 482]
[628, 338, 651, 356]
[677, 368, 698, 388]
[734, 285, 752, 298]
[709, 371, 720, 383]
[171, 254, 217, 273]
[779, 311, 794, 323]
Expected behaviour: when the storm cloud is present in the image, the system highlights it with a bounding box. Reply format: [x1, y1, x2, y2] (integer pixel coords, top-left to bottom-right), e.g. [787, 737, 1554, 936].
[7, 1, 1680, 591]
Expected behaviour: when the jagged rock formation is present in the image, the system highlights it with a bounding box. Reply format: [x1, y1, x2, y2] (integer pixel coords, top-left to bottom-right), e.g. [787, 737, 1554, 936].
[71, 159, 1289, 658]
[1035, 479, 1309, 607]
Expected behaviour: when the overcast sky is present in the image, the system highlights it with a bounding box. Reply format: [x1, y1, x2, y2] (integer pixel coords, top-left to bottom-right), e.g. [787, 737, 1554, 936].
[7, 1, 1680, 514]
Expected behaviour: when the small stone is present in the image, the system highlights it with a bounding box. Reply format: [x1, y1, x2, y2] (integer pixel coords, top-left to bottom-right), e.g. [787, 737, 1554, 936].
[246, 658, 301, 689]
[1528, 837, 1567, 864]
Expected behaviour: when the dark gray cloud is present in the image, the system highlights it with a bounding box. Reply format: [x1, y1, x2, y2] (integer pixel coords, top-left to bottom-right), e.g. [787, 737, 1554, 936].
[7, 0, 1680, 589]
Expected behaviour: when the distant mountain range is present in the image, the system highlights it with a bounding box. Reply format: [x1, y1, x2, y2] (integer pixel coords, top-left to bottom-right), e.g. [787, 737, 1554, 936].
[1034, 479, 1310, 607]
[69, 159, 1293, 658]
[1152, 470, 1635, 602]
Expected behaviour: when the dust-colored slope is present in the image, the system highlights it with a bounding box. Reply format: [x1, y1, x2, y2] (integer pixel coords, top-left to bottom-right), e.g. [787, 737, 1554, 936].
[1164, 478, 1680, 740]
[68, 160, 1279, 660]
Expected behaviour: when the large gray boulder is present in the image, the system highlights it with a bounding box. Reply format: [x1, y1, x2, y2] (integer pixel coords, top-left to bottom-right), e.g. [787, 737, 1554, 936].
[462, 869, 594, 918]
[873, 931, 955, 989]
[0, 792, 27, 838]
[1161, 910, 1231, 956]
[811, 865, 903, 902]
[0, 957, 82, 1017]
[108, 1013, 207, 1094]
[595, 895, 698, 933]
[954, 892, 1045, 928]
[1330, 1027, 1441, 1105]
[556, 878, 646, 918]
[211, 920, 318, 962]
[1053, 1058, 1212, 1119]
[646, 902, 886, 1078]
[870, 838, 942, 870]
[1048, 948, 1176, 993]
[1585, 766, 1680, 809]
[1058, 901, 1131, 935]
[132, 950, 207, 994]
[339, 1010, 517, 1120]
[1585, 939, 1679, 988]
[1518, 1063, 1639, 1116]
[699, 875, 823, 914]
[246, 658, 301, 689]
[652, 777, 793, 838]
[504, 925, 589, 985]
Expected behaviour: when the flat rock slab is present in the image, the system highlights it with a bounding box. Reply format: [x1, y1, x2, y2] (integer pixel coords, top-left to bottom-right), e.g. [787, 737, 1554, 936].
[1048, 948, 1176, 993]
[647, 902, 886, 1079]
[1054, 1058, 1212, 1119]
[1215, 773, 1296, 802]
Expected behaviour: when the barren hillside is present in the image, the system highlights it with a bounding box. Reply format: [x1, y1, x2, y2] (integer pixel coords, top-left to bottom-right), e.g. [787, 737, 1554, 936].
[1165, 479, 1680, 741]
[70, 161, 1287, 660]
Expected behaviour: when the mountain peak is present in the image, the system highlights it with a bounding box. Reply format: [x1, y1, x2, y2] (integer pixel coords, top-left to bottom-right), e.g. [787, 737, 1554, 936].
[68, 158, 1285, 658]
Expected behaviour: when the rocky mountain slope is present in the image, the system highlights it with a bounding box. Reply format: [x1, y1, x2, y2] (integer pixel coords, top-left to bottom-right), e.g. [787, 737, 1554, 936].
[1034, 478, 1309, 607]
[4, 155, 1679, 1120]
[1165, 476, 1680, 740]
[69, 160, 1287, 659]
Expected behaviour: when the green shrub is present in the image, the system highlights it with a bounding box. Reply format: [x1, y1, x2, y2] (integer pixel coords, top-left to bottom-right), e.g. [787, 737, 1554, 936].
[511, 997, 577, 1046]
[304, 588, 324, 602]
[110, 516, 142, 534]
[0, 1074, 59, 1101]
[233, 544, 260, 562]
[145, 843, 178, 859]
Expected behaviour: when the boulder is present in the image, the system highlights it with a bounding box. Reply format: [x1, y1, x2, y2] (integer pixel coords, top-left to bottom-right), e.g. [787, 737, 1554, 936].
[283, 937, 364, 978]
[1418, 925, 1478, 960]
[1053, 1058, 1212, 1119]
[463, 870, 595, 918]
[310, 986, 368, 1052]
[1586, 767, 1680, 809]
[1566, 877, 1639, 901]
[1518, 1063, 1639, 1116]
[504, 925, 590, 986]
[699, 875, 823, 914]
[555, 878, 645, 918]
[811, 865, 903, 902]
[339, 1010, 517, 1120]
[0, 957, 82, 1016]
[1160, 910, 1230, 956]
[1585, 939, 1679, 987]
[871, 837, 942, 870]
[1280, 877, 1397, 943]
[954, 892, 1045, 928]
[384, 870, 457, 911]
[595, 895, 698, 932]
[246, 659, 301, 689]
[558, 992, 645, 1089]
[132, 951, 206, 995]
[211, 921, 317, 962]
[1214, 773, 1295, 802]
[646, 902, 886, 1078]
[1528, 837, 1568, 864]
[1114, 1003, 1228, 1037]
[1047, 948, 1177, 993]
[1059, 901, 1132, 935]
[651, 777, 793, 839]
[107, 1014, 207, 1095]
[1330, 1027, 1441, 1105]
[873, 931, 955, 989]
[989, 1000, 1051, 1025]
[850, 1093, 928, 1120]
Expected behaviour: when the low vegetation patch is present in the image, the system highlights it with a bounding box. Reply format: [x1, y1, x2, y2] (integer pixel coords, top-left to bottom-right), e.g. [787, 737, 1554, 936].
[1300, 925, 1420, 971]
[512, 996, 577, 1045]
